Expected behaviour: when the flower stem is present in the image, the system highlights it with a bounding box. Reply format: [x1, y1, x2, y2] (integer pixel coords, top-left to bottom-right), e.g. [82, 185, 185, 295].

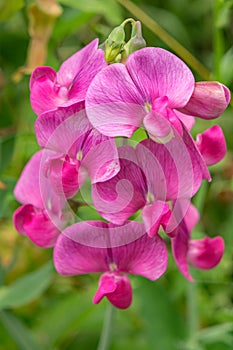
[97, 303, 115, 350]
[186, 181, 209, 346]
[213, 0, 224, 81]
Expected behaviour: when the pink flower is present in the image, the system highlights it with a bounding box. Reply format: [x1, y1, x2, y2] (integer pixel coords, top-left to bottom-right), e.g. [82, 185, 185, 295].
[86, 47, 230, 141]
[35, 104, 120, 198]
[13, 151, 67, 247]
[30, 39, 107, 117]
[171, 202, 224, 281]
[92, 129, 210, 236]
[54, 221, 168, 309]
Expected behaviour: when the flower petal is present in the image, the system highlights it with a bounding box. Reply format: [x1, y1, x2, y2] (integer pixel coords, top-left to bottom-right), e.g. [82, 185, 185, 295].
[35, 103, 87, 150]
[179, 82, 230, 119]
[142, 201, 171, 237]
[57, 39, 100, 87]
[54, 221, 168, 281]
[14, 151, 44, 208]
[143, 110, 174, 143]
[13, 204, 59, 248]
[126, 47, 195, 108]
[86, 63, 145, 137]
[92, 147, 147, 225]
[93, 272, 132, 309]
[188, 237, 224, 270]
[196, 125, 226, 166]
[30, 67, 59, 116]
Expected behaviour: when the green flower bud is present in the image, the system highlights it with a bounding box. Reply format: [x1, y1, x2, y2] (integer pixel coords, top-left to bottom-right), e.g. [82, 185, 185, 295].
[104, 25, 125, 63]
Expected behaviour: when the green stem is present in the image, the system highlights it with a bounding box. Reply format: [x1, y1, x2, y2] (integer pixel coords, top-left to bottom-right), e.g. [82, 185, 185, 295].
[97, 304, 115, 350]
[187, 282, 198, 345]
[186, 181, 209, 345]
[213, 0, 224, 81]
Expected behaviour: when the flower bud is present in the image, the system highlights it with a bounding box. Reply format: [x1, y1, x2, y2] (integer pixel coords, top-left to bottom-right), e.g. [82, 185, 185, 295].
[124, 21, 146, 57]
[104, 25, 125, 63]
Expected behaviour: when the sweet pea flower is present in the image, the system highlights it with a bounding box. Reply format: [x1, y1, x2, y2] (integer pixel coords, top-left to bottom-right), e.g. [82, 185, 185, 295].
[30, 39, 107, 117]
[171, 202, 224, 281]
[13, 151, 67, 248]
[54, 221, 168, 309]
[92, 128, 210, 237]
[86, 47, 230, 142]
[35, 104, 120, 198]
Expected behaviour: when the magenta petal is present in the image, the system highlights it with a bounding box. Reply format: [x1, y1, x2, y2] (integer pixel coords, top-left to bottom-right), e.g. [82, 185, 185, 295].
[54, 221, 168, 280]
[143, 110, 174, 143]
[93, 272, 132, 309]
[188, 237, 224, 269]
[92, 151, 147, 225]
[82, 136, 120, 184]
[86, 63, 145, 137]
[180, 82, 230, 119]
[30, 66, 56, 89]
[142, 201, 170, 237]
[14, 151, 44, 208]
[35, 104, 87, 149]
[175, 110, 195, 131]
[171, 219, 193, 282]
[114, 230, 168, 280]
[68, 48, 107, 101]
[13, 204, 59, 248]
[57, 39, 100, 87]
[30, 67, 60, 116]
[126, 47, 194, 107]
[196, 125, 226, 165]
[46, 155, 85, 198]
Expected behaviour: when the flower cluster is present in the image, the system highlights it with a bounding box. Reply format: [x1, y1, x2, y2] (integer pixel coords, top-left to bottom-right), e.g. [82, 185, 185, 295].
[13, 21, 230, 309]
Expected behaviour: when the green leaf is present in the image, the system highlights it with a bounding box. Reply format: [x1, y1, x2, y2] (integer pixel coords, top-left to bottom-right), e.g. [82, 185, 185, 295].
[0, 262, 53, 309]
[58, 0, 122, 24]
[0, 310, 42, 350]
[0, 0, 24, 23]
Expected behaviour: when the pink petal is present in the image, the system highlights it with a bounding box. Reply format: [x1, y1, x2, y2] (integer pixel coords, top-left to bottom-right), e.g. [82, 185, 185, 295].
[45, 155, 86, 198]
[57, 39, 100, 87]
[175, 110, 195, 131]
[188, 237, 224, 270]
[13, 204, 59, 248]
[68, 48, 107, 101]
[14, 151, 44, 208]
[142, 201, 171, 237]
[93, 272, 132, 309]
[179, 82, 231, 119]
[92, 148, 147, 225]
[54, 221, 168, 281]
[35, 103, 87, 150]
[86, 63, 145, 137]
[82, 137, 120, 184]
[196, 125, 226, 166]
[184, 203, 200, 232]
[139, 127, 205, 200]
[30, 67, 60, 116]
[171, 218, 193, 281]
[143, 110, 174, 143]
[126, 47, 195, 108]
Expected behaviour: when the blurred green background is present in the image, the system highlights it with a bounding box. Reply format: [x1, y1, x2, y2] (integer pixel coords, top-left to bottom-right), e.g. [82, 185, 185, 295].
[0, 0, 232, 349]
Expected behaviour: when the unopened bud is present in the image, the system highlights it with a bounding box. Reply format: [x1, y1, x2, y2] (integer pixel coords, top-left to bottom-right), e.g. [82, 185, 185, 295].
[104, 26, 125, 63]
[123, 21, 146, 58]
